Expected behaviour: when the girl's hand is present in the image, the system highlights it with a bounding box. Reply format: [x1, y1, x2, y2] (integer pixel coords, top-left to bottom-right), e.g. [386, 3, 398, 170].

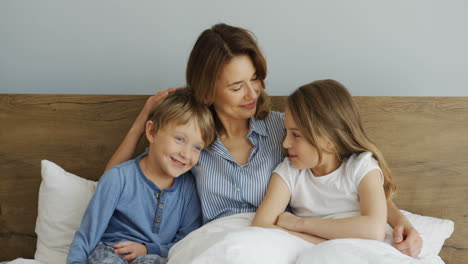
[277, 212, 302, 232]
[113, 241, 148, 261]
[392, 222, 422, 257]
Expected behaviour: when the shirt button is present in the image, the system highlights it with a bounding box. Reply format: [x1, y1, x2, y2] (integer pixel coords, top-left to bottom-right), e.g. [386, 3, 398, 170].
[156, 218, 161, 223]
[159, 204, 163, 209]
[156, 193, 160, 198]
[236, 188, 240, 192]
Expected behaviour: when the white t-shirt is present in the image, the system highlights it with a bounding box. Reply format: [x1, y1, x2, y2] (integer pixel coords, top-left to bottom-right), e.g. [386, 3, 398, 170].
[274, 151, 383, 219]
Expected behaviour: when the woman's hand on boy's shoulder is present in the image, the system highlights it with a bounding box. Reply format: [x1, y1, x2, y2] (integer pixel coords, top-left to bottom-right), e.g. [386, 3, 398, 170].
[143, 88, 177, 114]
[112, 241, 148, 261]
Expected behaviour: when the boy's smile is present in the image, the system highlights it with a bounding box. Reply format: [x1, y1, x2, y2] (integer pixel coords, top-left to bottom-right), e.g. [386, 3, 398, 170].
[141, 119, 205, 189]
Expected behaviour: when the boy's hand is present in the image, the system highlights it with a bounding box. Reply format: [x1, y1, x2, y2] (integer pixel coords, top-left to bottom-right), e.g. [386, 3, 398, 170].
[113, 241, 148, 261]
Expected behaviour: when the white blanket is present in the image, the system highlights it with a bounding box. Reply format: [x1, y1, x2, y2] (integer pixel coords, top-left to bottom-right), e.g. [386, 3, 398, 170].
[168, 213, 444, 264]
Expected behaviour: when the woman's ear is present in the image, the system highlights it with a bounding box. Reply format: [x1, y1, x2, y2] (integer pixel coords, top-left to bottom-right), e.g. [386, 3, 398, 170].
[145, 120, 157, 143]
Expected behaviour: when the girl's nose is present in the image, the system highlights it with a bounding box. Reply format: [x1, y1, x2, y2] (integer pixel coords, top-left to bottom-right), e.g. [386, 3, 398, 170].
[282, 135, 291, 149]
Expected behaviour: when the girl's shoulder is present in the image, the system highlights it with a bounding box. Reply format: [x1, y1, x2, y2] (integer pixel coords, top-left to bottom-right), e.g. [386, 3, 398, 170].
[344, 152, 381, 183]
[346, 151, 377, 165]
[274, 157, 302, 178]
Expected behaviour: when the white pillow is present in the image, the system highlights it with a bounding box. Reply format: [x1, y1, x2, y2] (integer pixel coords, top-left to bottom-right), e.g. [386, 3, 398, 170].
[34, 160, 97, 264]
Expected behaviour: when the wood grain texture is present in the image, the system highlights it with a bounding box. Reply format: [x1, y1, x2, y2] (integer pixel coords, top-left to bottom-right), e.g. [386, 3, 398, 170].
[1, 94, 467, 263]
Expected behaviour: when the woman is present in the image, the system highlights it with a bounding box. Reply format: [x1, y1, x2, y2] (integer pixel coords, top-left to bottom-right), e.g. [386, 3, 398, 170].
[106, 23, 422, 257]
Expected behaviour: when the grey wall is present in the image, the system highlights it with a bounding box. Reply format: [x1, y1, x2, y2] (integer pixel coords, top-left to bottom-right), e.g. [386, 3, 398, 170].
[1, 0, 467, 96]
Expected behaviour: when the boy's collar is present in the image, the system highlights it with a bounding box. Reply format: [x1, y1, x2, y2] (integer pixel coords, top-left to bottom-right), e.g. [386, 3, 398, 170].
[135, 150, 182, 193]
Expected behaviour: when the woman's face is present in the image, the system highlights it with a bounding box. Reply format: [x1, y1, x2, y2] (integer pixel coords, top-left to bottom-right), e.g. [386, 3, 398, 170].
[213, 55, 262, 122]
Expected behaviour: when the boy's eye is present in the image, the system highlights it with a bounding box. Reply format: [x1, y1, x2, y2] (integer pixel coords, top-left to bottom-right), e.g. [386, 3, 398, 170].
[194, 145, 202, 151]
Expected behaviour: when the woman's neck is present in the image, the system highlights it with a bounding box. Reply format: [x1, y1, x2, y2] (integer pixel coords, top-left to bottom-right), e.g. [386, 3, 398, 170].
[217, 115, 250, 139]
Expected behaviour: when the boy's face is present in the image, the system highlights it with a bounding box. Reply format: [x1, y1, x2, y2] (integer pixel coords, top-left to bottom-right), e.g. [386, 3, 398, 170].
[147, 119, 205, 179]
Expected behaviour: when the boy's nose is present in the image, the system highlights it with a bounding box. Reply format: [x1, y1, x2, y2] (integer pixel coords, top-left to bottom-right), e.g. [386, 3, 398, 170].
[180, 146, 191, 160]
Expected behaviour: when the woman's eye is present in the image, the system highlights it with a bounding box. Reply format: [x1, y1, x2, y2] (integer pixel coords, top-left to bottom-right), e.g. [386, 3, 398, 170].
[232, 85, 242, 92]
[292, 133, 300, 138]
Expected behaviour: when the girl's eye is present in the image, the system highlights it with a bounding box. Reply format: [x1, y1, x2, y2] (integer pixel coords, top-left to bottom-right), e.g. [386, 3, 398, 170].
[176, 137, 184, 143]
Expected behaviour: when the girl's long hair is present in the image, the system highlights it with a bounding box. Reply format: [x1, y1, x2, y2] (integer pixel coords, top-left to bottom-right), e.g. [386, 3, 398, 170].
[287, 79, 396, 199]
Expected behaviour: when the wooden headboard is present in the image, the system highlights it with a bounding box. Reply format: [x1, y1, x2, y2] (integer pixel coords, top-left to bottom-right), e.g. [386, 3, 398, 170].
[1, 94, 467, 263]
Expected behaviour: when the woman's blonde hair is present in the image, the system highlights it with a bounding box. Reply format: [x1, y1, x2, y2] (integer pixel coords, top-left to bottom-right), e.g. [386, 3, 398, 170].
[148, 88, 215, 148]
[287, 79, 396, 199]
[186, 23, 271, 131]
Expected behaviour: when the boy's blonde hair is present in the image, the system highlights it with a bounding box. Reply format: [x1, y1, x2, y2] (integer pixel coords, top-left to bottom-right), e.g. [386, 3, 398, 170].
[287, 79, 396, 199]
[148, 88, 216, 148]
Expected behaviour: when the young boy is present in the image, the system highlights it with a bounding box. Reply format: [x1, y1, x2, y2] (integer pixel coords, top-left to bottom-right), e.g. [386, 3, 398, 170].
[67, 89, 215, 264]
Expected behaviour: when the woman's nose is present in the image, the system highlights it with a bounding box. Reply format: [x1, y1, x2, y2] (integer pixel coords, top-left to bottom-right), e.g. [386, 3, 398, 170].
[245, 82, 259, 101]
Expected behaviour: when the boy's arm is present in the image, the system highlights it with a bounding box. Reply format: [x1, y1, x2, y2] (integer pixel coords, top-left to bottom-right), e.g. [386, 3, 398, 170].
[252, 173, 326, 244]
[277, 169, 387, 241]
[105, 89, 174, 172]
[147, 184, 203, 258]
[66, 169, 123, 264]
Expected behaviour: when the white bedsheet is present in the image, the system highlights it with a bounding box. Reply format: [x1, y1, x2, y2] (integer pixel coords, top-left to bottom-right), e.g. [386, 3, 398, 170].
[168, 212, 444, 264]
[5, 213, 446, 264]
[1, 259, 41, 264]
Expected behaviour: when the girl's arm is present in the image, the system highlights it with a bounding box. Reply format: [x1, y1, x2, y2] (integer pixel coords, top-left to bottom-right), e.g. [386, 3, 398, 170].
[387, 199, 422, 257]
[252, 173, 326, 245]
[277, 169, 387, 241]
[105, 89, 175, 172]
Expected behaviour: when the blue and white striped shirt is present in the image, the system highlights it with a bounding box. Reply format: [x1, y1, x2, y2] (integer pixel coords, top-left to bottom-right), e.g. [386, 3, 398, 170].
[192, 111, 286, 223]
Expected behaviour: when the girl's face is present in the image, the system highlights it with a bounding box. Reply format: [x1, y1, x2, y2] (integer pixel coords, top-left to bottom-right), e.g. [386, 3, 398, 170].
[213, 55, 262, 122]
[283, 108, 339, 176]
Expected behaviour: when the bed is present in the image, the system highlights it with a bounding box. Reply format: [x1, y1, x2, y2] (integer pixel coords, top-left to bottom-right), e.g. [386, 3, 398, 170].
[0, 94, 467, 263]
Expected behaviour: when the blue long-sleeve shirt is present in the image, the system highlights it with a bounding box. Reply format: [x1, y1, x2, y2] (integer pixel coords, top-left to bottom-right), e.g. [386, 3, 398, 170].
[67, 153, 202, 263]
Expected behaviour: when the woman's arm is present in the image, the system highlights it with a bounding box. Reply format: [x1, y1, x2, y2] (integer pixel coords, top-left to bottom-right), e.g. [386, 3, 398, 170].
[252, 173, 326, 245]
[387, 199, 422, 257]
[277, 169, 387, 241]
[105, 89, 175, 171]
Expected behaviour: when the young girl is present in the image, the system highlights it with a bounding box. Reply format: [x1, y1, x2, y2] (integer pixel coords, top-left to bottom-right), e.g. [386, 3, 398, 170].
[252, 79, 396, 244]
